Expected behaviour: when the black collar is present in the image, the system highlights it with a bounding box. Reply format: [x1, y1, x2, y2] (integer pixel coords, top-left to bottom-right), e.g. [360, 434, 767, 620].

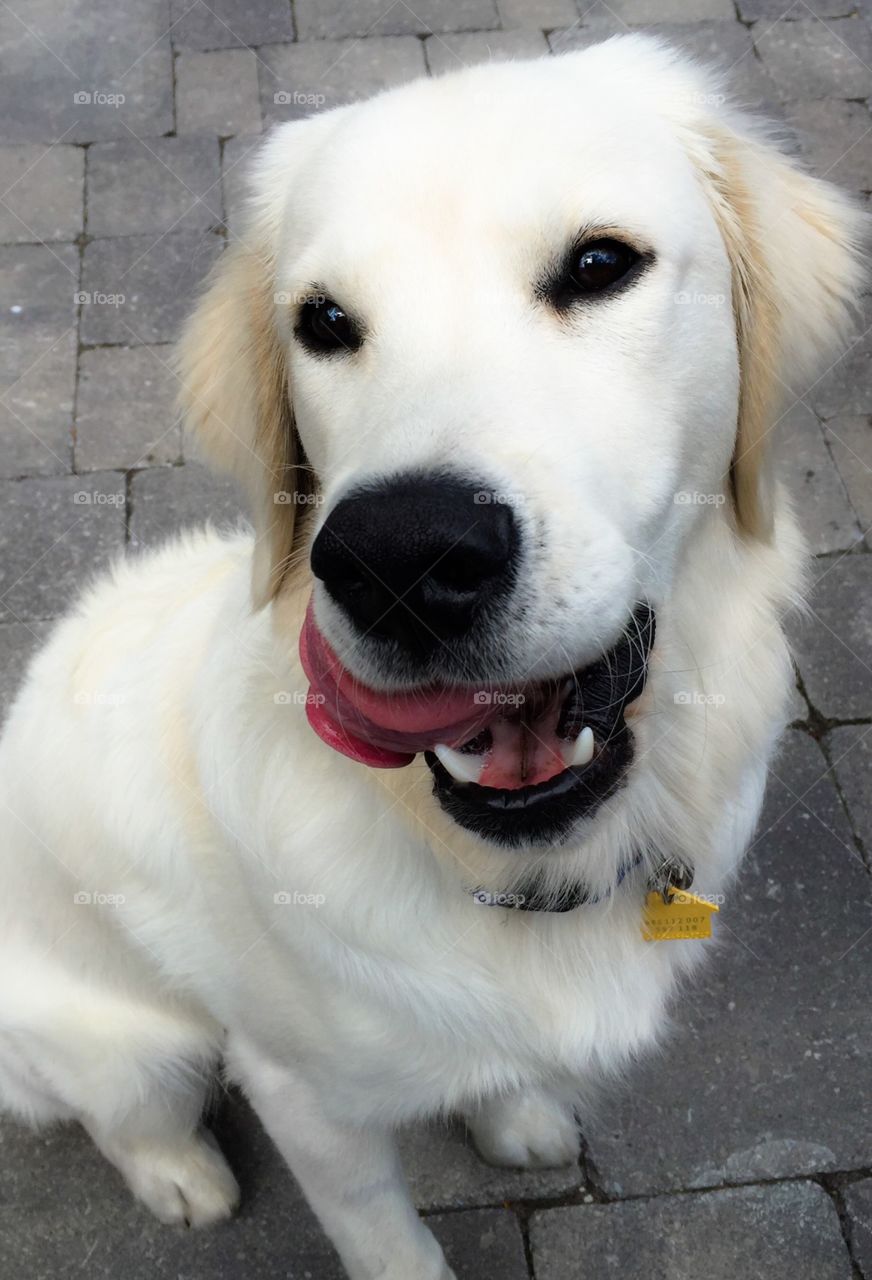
[470, 855, 694, 914]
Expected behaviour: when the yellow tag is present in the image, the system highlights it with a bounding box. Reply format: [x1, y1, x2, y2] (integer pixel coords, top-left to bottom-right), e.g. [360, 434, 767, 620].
[641, 888, 719, 942]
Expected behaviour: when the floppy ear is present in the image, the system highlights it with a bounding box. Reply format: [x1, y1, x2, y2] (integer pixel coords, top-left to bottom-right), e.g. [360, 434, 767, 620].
[690, 117, 866, 538]
[175, 125, 321, 607]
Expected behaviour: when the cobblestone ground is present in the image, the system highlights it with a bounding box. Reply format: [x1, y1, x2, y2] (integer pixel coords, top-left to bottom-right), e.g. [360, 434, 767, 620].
[0, 1, 871, 1277]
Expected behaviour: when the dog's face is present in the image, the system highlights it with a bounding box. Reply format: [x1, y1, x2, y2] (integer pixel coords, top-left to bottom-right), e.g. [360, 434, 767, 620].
[178, 39, 862, 849]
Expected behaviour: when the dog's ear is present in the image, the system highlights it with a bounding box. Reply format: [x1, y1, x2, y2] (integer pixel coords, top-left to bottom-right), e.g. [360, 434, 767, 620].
[175, 124, 322, 607]
[691, 118, 865, 538]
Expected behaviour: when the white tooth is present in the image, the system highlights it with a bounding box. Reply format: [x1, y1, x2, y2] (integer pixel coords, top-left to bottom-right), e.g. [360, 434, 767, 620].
[434, 743, 484, 784]
[565, 725, 595, 768]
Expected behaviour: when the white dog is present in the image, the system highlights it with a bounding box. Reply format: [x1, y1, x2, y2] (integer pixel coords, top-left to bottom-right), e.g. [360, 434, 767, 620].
[0, 37, 863, 1280]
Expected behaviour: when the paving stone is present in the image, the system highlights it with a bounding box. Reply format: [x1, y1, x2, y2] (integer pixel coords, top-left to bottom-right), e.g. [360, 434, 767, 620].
[824, 414, 872, 538]
[87, 137, 222, 238]
[426, 1210, 529, 1279]
[129, 463, 246, 548]
[0, 145, 84, 244]
[755, 19, 872, 103]
[0, 621, 52, 727]
[0, 0, 172, 144]
[530, 1182, 853, 1280]
[425, 28, 549, 75]
[0, 243, 78, 478]
[169, 0, 294, 51]
[581, 730, 872, 1196]
[790, 556, 872, 720]
[260, 38, 428, 124]
[845, 1178, 872, 1279]
[0, 473, 125, 622]
[773, 401, 862, 554]
[827, 724, 872, 857]
[398, 1119, 583, 1209]
[80, 232, 224, 346]
[295, 0, 499, 40]
[789, 100, 872, 195]
[549, 25, 623, 55]
[496, 0, 579, 27]
[809, 296, 872, 420]
[740, 0, 855, 16]
[583, 0, 736, 21]
[75, 346, 182, 472]
[176, 49, 262, 138]
[221, 135, 263, 242]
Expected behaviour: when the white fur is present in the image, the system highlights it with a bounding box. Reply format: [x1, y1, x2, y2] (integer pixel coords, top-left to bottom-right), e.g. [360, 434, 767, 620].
[0, 39, 863, 1280]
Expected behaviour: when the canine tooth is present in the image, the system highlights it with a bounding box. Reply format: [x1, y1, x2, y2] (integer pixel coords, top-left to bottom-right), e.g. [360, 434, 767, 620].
[566, 725, 594, 768]
[434, 743, 484, 784]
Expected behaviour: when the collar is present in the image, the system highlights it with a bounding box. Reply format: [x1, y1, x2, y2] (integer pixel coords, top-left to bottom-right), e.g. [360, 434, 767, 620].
[471, 854, 694, 914]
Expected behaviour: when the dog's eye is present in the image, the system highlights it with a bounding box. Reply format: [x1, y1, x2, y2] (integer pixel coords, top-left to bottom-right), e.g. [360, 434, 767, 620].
[568, 239, 641, 294]
[296, 296, 363, 354]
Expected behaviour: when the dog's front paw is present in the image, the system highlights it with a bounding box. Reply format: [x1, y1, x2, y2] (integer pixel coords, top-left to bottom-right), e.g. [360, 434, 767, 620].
[467, 1091, 580, 1169]
[112, 1127, 240, 1228]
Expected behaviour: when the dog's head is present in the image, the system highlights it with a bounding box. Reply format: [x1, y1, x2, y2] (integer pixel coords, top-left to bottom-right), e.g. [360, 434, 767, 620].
[177, 38, 863, 851]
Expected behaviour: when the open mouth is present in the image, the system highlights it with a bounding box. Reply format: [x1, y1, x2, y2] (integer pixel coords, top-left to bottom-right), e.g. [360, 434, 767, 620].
[299, 603, 655, 846]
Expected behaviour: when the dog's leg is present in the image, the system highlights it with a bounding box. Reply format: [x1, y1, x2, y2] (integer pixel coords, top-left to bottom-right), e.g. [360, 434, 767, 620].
[229, 1035, 455, 1280]
[466, 1088, 580, 1169]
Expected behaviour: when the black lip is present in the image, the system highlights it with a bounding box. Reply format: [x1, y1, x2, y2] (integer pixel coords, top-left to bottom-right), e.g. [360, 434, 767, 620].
[425, 604, 655, 848]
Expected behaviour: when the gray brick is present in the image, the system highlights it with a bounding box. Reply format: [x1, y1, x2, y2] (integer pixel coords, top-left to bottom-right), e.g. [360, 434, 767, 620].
[176, 50, 262, 138]
[221, 135, 263, 242]
[75, 346, 182, 472]
[809, 295, 872, 420]
[549, 25, 623, 55]
[0, 473, 125, 622]
[425, 29, 549, 75]
[824, 414, 872, 537]
[0, 0, 172, 144]
[0, 145, 84, 244]
[427, 1210, 528, 1280]
[87, 138, 222, 238]
[739, 0, 855, 18]
[399, 1119, 582, 1210]
[774, 401, 862, 554]
[0, 621, 52, 727]
[789, 100, 872, 195]
[755, 19, 872, 103]
[295, 0, 499, 40]
[531, 1183, 852, 1280]
[169, 0, 294, 50]
[826, 725, 872, 856]
[845, 1178, 872, 1279]
[260, 38, 427, 124]
[585, 0, 736, 21]
[791, 556, 872, 719]
[0, 243, 78, 478]
[639, 20, 780, 109]
[129, 463, 245, 549]
[80, 232, 224, 346]
[583, 731, 872, 1195]
[496, 0, 579, 27]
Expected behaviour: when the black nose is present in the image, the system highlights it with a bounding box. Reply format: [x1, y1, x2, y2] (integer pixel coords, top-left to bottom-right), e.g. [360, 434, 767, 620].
[311, 473, 518, 652]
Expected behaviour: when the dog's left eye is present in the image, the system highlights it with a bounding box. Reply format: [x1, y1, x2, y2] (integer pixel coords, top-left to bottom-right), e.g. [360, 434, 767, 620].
[296, 296, 363, 354]
[568, 239, 641, 294]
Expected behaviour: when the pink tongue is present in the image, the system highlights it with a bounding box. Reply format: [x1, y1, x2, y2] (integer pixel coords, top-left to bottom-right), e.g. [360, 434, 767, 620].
[299, 602, 498, 769]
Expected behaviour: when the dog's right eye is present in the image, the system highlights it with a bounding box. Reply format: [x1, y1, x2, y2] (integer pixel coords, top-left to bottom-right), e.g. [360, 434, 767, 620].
[296, 296, 363, 355]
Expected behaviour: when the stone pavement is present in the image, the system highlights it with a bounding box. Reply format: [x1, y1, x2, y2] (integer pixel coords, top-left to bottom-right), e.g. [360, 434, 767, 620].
[0, 0, 871, 1276]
